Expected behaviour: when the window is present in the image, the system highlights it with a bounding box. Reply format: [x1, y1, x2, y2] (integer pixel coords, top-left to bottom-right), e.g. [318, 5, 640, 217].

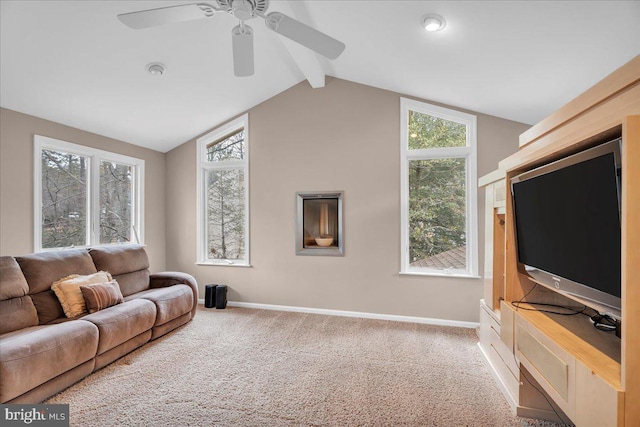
[197, 114, 249, 266]
[34, 135, 144, 251]
[400, 98, 478, 277]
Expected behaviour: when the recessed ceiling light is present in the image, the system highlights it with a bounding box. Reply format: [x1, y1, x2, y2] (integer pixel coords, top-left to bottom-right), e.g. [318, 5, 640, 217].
[422, 14, 446, 32]
[147, 62, 166, 76]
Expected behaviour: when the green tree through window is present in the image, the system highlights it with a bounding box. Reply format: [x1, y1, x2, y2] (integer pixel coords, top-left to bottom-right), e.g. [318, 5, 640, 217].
[409, 158, 466, 265]
[408, 111, 466, 149]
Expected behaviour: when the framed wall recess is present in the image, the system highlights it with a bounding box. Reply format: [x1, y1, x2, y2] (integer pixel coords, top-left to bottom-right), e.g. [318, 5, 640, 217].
[296, 191, 344, 256]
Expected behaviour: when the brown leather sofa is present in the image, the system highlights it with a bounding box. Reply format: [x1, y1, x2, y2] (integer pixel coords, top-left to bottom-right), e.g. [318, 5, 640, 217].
[0, 244, 198, 404]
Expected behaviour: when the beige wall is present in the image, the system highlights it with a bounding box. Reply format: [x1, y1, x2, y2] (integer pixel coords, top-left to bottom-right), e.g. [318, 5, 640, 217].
[0, 108, 167, 271]
[0, 78, 527, 322]
[166, 77, 529, 322]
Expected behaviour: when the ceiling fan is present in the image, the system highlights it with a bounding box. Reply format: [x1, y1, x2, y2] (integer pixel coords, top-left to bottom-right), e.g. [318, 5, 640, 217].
[117, 0, 346, 77]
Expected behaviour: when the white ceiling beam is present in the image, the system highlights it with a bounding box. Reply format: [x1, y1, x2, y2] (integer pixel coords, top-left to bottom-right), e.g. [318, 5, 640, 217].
[270, 1, 325, 88]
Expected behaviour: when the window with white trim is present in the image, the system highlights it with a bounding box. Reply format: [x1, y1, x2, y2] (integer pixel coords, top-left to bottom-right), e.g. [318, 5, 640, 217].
[400, 98, 478, 277]
[197, 114, 249, 266]
[34, 135, 144, 251]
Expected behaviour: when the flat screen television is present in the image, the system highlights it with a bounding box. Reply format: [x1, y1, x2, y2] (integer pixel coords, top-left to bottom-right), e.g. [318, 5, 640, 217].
[511, 138, 622, 319]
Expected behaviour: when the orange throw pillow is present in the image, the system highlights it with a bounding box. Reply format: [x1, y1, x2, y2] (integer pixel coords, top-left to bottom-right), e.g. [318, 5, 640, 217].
[80, 280, 124, 313]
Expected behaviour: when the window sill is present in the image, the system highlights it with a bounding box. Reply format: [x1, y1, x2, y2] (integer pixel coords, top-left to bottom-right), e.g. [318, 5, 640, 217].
[399, 271, 480, 279]
[196, 262, 252, 268]
[37, 242, 145, 252]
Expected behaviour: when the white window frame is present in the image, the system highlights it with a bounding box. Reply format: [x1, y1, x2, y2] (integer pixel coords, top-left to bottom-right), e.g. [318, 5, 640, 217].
[34, 135, 144, 251]
[196, 114, 250, 266]
[400, 98, 478, 278]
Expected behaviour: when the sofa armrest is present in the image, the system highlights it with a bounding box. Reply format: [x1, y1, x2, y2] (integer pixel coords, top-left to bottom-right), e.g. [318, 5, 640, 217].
[149, 272, 198, 318]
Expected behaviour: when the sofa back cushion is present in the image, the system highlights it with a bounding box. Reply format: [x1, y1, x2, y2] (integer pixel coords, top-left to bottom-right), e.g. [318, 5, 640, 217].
[16, 249, 97, 324]
[0, 257, 39, 334]
[89, 245, 150, 296]
[110, 270, 151, 297]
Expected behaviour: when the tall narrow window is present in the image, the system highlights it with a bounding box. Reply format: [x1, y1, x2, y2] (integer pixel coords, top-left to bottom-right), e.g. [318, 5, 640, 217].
[400, 98, 478, 276]
[197, 114, 249, 266]
[35, 135, 144, 251]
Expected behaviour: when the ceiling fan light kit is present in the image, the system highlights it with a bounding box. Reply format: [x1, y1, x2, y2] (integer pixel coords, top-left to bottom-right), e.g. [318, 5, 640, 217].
[422, 14, 446, 32]
[232, 24, 254, 76]
[117, 0, 346, 77]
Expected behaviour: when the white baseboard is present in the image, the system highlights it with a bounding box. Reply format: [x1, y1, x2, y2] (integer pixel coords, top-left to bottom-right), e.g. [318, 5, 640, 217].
[197, 298, 478, 329]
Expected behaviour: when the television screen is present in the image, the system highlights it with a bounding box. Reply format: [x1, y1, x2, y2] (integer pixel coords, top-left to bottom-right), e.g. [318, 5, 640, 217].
[511, 141, 622, 312]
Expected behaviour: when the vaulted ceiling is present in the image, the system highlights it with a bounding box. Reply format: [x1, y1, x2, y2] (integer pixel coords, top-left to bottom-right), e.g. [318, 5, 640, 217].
[1, 1, 639, 152]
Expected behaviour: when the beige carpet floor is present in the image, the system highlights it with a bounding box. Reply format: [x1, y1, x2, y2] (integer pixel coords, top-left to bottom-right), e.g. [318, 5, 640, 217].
[46, 306, 562, 426]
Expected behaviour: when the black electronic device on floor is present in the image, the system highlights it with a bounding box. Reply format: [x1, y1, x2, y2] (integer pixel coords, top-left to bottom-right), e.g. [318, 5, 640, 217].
[215, 285, 227, 309]
[204, 284, 217, 308]
[204, 284, 227, 309]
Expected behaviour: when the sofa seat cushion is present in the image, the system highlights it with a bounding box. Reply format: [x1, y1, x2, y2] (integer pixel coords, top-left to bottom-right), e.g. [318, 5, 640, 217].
[126, 285, 193, 326]
[0, 321, 98, 403]
[81, 299, 156, 355]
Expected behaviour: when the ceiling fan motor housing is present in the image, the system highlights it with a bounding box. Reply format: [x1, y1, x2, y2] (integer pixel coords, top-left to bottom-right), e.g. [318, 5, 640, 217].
[216, 0, 269, 20]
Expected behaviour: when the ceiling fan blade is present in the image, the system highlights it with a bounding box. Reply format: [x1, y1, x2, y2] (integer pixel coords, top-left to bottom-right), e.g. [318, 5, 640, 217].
[117, 4, 216, 29]
[264, 12, 345, 60]
[232, 25, 254, 77]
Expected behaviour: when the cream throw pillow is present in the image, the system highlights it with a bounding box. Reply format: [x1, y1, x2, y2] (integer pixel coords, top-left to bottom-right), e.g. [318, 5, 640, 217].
[51, 271, 113, 318]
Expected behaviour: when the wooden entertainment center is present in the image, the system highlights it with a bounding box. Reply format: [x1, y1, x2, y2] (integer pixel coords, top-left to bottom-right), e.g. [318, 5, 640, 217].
[478, 55, 639, 426]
